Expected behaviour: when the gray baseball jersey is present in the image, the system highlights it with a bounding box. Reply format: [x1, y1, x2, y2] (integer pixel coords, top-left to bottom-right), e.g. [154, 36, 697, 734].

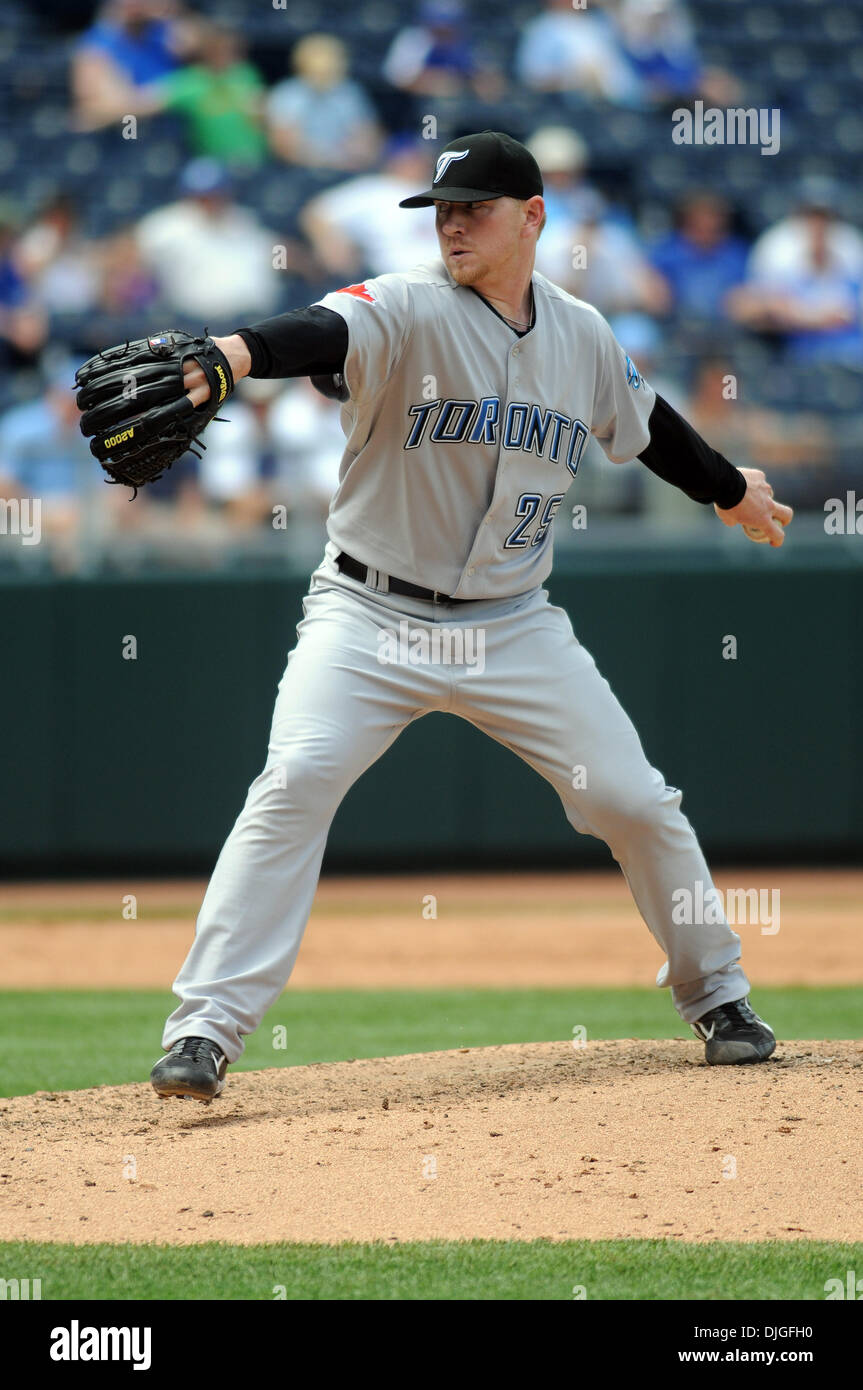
[315, 261, 656, 599]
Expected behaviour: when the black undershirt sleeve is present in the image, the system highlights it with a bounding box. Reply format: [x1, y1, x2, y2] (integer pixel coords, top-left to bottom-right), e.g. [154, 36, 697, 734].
[638, 393, 747, 510]
[235, 305, 348, 379]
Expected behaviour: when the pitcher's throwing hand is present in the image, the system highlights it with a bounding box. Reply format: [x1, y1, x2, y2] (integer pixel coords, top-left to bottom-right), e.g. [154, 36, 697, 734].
[714, 467, 793, 545]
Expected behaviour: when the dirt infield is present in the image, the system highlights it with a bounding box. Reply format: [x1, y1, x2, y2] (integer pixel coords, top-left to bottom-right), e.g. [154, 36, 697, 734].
[1, 1040, 860, 1246]
[3, 870, 859, 1248]
[1, 868, 860, 989]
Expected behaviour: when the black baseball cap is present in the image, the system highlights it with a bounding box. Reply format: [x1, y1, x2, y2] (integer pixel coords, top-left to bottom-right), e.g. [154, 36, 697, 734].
[398, 130, 544, 208]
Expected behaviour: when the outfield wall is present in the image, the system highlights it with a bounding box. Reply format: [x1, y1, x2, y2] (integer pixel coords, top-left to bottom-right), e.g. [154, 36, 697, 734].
[3, 545, 861, 872]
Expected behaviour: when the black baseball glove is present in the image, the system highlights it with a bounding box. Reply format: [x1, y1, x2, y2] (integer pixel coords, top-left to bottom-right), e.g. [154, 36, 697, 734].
[75, 329, 234, 495]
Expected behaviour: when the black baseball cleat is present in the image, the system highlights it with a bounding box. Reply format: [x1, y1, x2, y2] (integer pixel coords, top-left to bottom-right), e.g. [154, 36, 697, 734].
[150, 1036, 228, 1101]
[691, 997, 776, 1065]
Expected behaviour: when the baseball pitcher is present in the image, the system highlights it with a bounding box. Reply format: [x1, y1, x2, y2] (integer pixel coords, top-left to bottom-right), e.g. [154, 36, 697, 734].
[77, 132, 792, 1100]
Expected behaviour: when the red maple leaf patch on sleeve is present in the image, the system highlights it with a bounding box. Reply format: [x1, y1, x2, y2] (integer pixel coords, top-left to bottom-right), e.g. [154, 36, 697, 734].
[336, 282, 376, 303]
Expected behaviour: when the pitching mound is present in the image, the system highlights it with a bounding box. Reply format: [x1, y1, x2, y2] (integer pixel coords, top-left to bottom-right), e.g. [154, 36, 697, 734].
[2, 1040, 861, 1245]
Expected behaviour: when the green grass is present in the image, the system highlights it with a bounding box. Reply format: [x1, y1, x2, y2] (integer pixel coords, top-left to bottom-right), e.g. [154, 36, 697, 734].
[0, 986, 859, 1098]
[0, 1238, 860, 1300]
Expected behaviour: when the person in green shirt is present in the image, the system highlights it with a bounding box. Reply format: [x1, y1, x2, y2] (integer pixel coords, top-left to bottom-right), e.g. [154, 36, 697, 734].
[155, 24, 267, 166]
[96, 22, 269, 167]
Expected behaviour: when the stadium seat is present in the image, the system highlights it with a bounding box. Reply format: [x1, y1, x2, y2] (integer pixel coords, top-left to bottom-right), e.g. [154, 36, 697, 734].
[358, 2, 401, 33]
[142, 141, 184, 179]
[28, 103, 67, 139]
[62, 138, 102, 177]
[742, 8, 783, 41]
[0, 0, 36, 31]
[834, 115, 863, 153]
[752, 186, 792, 227]
[0, 135, 18, 175]
[824, 9, 863, 42]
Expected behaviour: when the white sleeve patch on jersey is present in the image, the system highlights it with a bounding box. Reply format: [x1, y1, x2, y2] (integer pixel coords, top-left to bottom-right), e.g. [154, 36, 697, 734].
[590, 315, 656, 464]
[314, 273, 415, 405]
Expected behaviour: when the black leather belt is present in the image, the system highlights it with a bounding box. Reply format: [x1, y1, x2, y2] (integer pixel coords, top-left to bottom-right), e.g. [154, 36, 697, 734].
[336, 551, 470, 604]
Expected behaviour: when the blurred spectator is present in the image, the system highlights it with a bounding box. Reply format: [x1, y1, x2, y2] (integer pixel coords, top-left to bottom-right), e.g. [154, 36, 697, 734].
[383, 0, 500, 99]
[97, 229, 160, 314]
[526, 137, 669, 330]
[684, 357, 831, 474]
[0, 361, 95, 558]
[72, 0, 200, 131]
[527, 126, 607, 225]
[0, 206, 48, 370]
[747, 178, 863, 281]
[13, 195, 101, 316]
[116, 23, 268, 166]
[135, 159, 281, 323]
[729, 181, 863, 363]
[301, 138, 440, 278]
[637, 352, 831, 523]
[269, 378, 345, 520]
[515, 0, 640, 105]
[612, 0, 738, 108]
[0, 217, 27, 319]
[268, 35, 382, 171]
[528, 126, 607, 286]
[649, 192, 748, 323]
[564, 217, 669, 335]
[193, 392, 269, 525]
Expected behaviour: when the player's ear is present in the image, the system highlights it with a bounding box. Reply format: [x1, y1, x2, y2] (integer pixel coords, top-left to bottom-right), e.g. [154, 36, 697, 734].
[522, 196, 545, 237]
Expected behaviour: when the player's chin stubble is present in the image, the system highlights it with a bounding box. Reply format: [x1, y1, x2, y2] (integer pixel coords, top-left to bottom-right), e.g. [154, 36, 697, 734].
[447, 254, 487, 286]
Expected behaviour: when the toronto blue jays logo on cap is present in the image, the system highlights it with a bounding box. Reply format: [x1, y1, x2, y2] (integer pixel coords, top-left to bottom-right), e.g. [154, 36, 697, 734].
[398, 131, 543, 207]
[433, 148, 470, 184]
